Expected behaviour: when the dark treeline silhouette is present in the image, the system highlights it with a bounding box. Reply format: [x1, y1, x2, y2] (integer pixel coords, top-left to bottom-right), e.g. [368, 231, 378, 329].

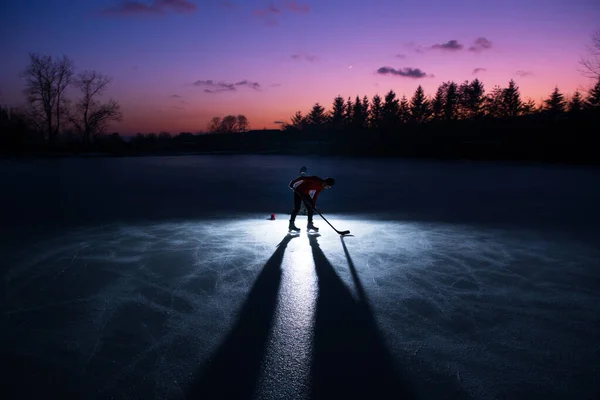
[207, 114, 249, 133]
[2, 53, 600, 164]
[0, 53, 122, 155]
[277, 78, 600, 164]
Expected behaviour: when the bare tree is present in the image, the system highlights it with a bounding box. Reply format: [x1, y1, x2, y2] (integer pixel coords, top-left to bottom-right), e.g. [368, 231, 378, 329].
[220, 115, 238, 132]
[236, 115, 249, 132]
[208, 115, 249, 133]
[580, 30, 600, 80]
[69, 70, 123, 144]
[208, 117, 221, 132]
[23, 53, 74, 145]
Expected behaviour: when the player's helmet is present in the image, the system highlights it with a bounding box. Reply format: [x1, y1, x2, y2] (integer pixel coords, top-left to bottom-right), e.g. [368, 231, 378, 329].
[324, 177, 335, 186]
[299, 166, 307, 174]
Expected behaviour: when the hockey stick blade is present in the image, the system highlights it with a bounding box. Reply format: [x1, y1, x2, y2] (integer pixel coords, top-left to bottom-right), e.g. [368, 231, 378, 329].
[292, 188, 350, 235]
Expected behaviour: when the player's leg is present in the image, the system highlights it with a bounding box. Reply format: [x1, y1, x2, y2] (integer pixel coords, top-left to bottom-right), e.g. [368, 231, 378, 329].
[306, 201, 318, 232]
[289, 193, 302, 231]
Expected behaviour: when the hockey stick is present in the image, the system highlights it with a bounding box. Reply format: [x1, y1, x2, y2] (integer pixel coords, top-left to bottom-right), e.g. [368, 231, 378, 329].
[293, 188, 350, 235]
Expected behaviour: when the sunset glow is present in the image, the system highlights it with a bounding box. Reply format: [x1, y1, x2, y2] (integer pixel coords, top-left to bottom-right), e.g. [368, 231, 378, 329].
[1, 0, 599, 134]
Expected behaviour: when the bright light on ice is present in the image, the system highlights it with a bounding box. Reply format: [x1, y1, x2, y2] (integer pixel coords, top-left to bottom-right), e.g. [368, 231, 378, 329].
[4, 213, 599, 399]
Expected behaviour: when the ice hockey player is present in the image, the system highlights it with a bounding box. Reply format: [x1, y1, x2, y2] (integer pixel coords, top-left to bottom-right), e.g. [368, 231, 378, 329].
[288, 174, 335, 232]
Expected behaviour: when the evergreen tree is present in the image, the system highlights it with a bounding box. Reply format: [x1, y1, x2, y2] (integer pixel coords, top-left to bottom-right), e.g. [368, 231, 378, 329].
[585, 78, 600, 109]
[568, 91, 583, 114]
[410, 85, 430, 123]
[485, 85, 504, 118]
[344, 97, 354, 127]
[431, 85, 445, 121]
[352, 95, 367, 129]
[290, 111, 306, 129]
[457, 80, 471, 119]
[307, 103, 326, 125]
[502, 79, 523, 117]
[521, 99, 537, 115]
[398, 95, 410, 124]
[444, 81, 459, 120]
[362, 95, 370, 124]
[369, 94, 383, 129]
[468, 79, 486, 118]
[382, 90, 400, 130]
[544, 87, 566, 116]
[329, 95, 346, 129]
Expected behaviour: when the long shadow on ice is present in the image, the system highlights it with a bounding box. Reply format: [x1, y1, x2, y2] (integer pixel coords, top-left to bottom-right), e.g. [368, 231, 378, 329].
[337, 237, 473, 400]
[308, 234, 414, 400]
[186, 234, 297, 399]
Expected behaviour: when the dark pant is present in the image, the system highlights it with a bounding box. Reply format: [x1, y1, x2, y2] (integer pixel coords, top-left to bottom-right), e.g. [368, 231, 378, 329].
[290, 192, 313, 223]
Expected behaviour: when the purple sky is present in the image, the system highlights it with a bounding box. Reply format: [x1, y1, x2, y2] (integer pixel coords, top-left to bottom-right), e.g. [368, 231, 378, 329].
[1, 0, 599, 133]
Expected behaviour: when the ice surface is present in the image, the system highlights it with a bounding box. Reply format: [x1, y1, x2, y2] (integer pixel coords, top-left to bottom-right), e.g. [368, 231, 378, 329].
[1, 155, 599, 399]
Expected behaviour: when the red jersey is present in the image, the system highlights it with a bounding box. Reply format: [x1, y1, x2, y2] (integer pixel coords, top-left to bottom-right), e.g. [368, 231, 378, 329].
[289, 175, 325, 202]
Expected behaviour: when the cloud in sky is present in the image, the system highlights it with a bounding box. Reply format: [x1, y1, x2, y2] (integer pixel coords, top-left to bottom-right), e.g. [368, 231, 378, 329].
[194, 79, 261, 93]
[468, 37, 493, 52]
[472, 67, 486, 75]
[291, 53, 318, 62]
[102, 0, 197, 15]
[253, 0, 310, 23]
[170, 94, 182, 98]
[270, 83, 282, 87]
[235, 79, 261, 89]
[431, 40, 464, 51]
[376, 66, 432, 79]
[396, 53, 406, 59]
[408, 37, 493, 54]
[515, 70, 534, 77]
[274, 120, 285, 124]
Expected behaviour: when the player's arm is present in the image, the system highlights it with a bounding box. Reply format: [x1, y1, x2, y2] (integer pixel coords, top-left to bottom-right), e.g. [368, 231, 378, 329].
[289, 177, 302, 190]
[311, 191, 321, 208]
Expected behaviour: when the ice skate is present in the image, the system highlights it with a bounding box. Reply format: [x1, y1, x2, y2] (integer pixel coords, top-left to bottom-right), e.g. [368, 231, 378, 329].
[288, 221, 300, 233]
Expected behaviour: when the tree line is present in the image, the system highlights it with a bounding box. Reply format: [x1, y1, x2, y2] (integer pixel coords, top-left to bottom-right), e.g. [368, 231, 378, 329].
[284, 78, 600, 133]
[2, 36, 600, 164]
[268, 77, 598, 164]
[207, 115, 249, 133]
[1, 53, 123, 151]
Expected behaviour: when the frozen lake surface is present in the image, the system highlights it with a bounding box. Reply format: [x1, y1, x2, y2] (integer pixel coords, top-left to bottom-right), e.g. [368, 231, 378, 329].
[1, 155, 599, 399]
